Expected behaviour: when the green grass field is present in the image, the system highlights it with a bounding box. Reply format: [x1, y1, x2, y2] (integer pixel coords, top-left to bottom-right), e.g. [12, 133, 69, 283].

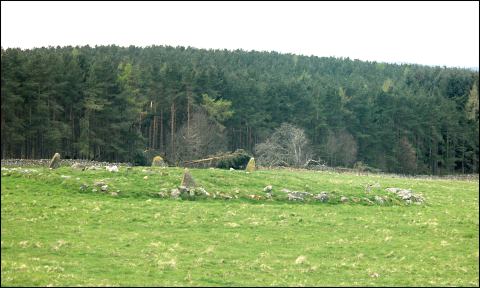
[1, 166, 478, 286]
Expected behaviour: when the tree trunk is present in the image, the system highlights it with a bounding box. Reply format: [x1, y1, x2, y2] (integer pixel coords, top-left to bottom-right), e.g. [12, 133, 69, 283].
[148, 115, 153, 149]
[187, 87, 191, 138]
[462, 140, 465, 174]
[153, 115, 157, 150]
[160, 109, 164, 153]
[171, 101, 176, 161]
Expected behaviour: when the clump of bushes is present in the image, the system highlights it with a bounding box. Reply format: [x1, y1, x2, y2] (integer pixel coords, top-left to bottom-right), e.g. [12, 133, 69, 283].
[353, 161, 381, 173]
[215, 149, 252, 170]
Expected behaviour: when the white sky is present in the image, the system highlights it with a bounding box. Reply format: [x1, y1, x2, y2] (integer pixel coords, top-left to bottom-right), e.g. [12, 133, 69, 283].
[2, 1, 479, 68]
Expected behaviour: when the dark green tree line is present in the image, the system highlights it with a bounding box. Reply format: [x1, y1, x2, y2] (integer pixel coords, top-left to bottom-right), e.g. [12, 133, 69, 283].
[1, 45, 478, 174]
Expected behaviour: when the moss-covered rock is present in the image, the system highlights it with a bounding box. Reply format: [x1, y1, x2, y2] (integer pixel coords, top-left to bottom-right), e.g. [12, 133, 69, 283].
[245, 157, 256, 172]
[49, 153, 61, 169]
[151, 156, 166, 167]
[180, 168, 196, 188]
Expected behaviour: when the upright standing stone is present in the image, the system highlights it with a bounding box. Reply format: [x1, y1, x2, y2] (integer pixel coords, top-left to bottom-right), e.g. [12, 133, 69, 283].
[181, 168, 196, 188]
[151, 156, 166, 167]
[245, 157, 256, 172]
[49, 153, 61, 169]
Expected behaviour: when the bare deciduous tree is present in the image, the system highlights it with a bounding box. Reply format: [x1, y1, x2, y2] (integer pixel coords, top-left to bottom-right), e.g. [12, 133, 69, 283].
[255, 123, 312, 167]
[173, 108, 228, 162]
[396, 136, 417, 173]
[325, 130, 358, 167]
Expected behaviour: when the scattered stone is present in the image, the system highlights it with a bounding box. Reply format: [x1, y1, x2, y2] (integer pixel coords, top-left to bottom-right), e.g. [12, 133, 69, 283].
[171, 188, 181, 199]
[151, 156, 167, 167]
[397, 190, 412, 200]
[181, 168, 196, 188]
[196, 187, 210, 197]
[60, 175, 71, 179]
[374, 195, 385, 204]
[364, 184, 373, 193]
[219, 193, 233, 200]
[176, 185, 209, 200]
[314, 192, 329, 202]
[281, 188, 291, 193]
[245, 157, 256, 172]
[295, 255, 307, 265]
[80, 184, 88, 191]
[110, 192, 118, 197]
[71, 163, 86, 170]
[288, 194, 304, 201]
[263, 185, 273, 193]
[101, 185, 108, 192]
[363, 197, 374, 205]
[92, 188, 98, 193]
[87, 165, 101, 170]
[49, 153, 61, 169]
[156, 192, 167, 198]
[106, 165, 119, 172]
[385, 187, 402, 194]
[94, 181, 106, 187]
[386, 187, 425, 204]
[287, 191, 312, 201]
[265, 193, 272, 199]
[298, 191, 312, 197]
[248, 194, 263, 200]
[143, 176, 149, 180]
[229, 167, 235, 171]
[340, 196, 349, 203]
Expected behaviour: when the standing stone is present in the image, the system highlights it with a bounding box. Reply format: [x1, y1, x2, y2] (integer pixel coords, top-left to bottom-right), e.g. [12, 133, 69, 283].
[49, 153, 61, 169]
[151, 156, 166, 167]
[181, 168, 196, 188]
[245, 157, 256, 172]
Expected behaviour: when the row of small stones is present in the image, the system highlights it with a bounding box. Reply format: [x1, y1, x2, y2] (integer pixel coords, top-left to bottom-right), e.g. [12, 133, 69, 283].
[1, 167, 423, 204]
[152, 187, 422, 205]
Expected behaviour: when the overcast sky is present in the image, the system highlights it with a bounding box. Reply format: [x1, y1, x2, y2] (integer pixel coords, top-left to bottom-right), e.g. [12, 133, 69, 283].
[2, 1, 479, 68]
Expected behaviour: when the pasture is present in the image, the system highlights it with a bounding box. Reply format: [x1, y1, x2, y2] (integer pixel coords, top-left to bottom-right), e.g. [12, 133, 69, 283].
[1, 166, 478, 286]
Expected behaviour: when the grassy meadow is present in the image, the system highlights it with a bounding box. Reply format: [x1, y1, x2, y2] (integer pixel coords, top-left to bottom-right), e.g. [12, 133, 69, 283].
[1, 166, 478, 286]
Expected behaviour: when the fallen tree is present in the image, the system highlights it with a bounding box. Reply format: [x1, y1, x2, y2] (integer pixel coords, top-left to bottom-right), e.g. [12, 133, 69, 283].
[183, 149, 251, 169]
